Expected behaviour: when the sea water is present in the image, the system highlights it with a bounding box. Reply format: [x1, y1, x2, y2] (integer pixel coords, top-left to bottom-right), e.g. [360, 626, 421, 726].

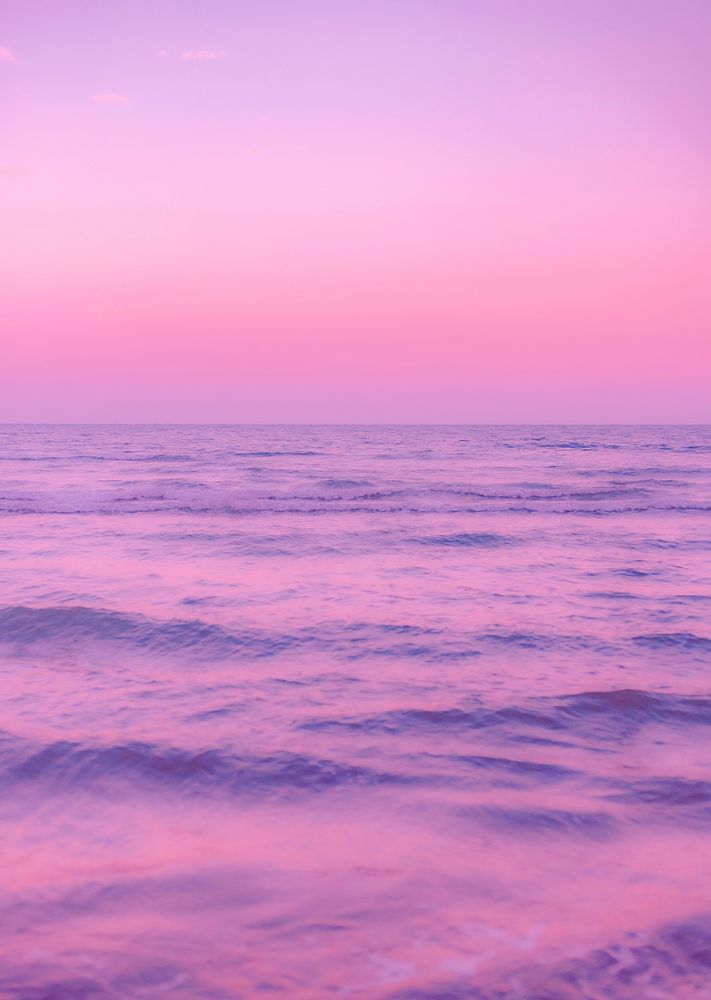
[1, 424, 710, 998]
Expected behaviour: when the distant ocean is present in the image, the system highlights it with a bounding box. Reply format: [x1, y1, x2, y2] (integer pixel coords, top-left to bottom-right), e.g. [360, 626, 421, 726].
[1, 423, 711, 999]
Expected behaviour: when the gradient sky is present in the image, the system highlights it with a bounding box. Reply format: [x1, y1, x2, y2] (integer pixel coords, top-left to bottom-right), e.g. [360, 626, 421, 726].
[1, 0, 709, 422]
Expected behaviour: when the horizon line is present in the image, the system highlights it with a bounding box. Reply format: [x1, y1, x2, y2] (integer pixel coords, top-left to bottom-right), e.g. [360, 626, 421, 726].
[1, 422, 709, 429]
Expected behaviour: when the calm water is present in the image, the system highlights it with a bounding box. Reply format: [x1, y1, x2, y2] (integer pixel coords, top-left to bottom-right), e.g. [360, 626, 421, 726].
[1, 424, 711, 999]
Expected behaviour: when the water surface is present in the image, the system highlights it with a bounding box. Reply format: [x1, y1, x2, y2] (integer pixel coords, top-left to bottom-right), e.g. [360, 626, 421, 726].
[1, 424, 710, 998]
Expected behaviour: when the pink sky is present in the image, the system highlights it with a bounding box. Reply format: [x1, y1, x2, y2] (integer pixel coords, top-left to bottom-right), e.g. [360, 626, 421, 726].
[1, 0, 709, 422]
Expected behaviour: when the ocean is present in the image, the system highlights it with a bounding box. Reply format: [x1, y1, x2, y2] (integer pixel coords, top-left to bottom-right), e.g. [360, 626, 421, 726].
[1, 423, 710, 998]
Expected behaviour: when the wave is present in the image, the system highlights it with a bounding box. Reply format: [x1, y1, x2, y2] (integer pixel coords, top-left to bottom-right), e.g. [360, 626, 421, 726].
[4, 496, 711, 519]
[415, 532, 514, 548]
[0, 453, 195, 462]
[0, 606, 480, 663]
[513, 438, 711, 454]
[388, 914, 711, 999]
[6, 605, 710, 669]
[584, 590, 639, 600]
[439, 753, 576, 781]
[320, 478, 372, 488]
[609, 777, 711, 808]
[558, 688, 711, 720]
[527, 440, 620, 450]
[568, 488, 649, 500]
[301, 689, 711, 742]
[632, 632, 711, 652]
[4, 886, 711, 1000]
[300, 706, 565, 737]
[467, 803, 616, 838]
[0, 976, 114, 999]
[300, 697, 604, 737]
[230, 450, 322, 457]
[1, 866, 274, 935]
[1, 738, 407, 797]
[0, 605, 262, 658]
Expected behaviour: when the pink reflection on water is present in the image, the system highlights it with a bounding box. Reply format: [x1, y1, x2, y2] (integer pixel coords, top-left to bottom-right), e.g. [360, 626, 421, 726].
[0, 425, 710, 996]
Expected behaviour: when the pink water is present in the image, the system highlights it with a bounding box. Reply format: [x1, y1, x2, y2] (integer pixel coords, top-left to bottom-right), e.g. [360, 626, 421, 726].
[1, 424, 711, 999]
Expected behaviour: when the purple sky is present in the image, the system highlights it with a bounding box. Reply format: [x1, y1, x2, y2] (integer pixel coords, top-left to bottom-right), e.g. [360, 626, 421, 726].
[2, 0, 710, 422]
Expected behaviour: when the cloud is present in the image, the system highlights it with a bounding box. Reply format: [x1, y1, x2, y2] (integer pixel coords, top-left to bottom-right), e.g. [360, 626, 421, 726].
[92, 93, 129, 104]
[0, 46, 17, 63]
[181, 49, 226, 61]
[157, 49, 168, 57]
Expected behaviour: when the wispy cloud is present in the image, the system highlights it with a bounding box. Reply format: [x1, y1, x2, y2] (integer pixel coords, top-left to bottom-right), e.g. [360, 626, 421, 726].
[92, 93, 129, 104]
[157, 49, 168, 57]
[0, 45, 17, 63]
[181, 49, 226, 62]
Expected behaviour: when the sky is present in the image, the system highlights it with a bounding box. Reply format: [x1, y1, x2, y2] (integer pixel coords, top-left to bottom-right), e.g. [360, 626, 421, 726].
[1, 0, 709, 423]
